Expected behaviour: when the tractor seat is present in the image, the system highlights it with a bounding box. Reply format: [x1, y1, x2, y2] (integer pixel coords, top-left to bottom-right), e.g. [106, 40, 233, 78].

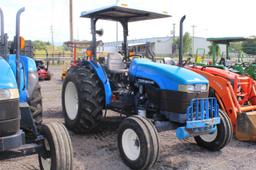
[107, 53, 128, 73]
[163, 57, 176, 65]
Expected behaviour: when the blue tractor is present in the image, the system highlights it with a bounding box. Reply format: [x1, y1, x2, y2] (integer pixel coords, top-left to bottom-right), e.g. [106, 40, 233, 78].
[0, 7, 73, 170]
[62, 5, 232, 170]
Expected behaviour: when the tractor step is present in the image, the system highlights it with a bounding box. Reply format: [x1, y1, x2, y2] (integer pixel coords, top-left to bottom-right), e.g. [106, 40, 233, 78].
[109, 101, 124, 113]
[109, 101, 134, 115]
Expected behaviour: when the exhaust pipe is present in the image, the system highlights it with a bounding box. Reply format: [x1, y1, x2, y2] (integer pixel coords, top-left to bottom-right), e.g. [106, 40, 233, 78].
[179, 15, 186, 66]
[15, 7, 25, 90]
[0, 8, 4, 45]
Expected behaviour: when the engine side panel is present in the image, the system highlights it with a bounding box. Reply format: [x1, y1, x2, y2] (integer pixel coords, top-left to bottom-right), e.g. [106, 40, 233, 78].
[129, 58, 208, 91]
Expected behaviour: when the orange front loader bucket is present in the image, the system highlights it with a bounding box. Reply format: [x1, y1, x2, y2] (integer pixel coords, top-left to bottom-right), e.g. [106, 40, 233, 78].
[187, 66, 256, 141]
[236, 111, 256, 141]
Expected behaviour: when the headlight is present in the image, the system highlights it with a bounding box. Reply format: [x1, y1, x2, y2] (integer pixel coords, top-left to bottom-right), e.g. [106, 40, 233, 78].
[0, 89, 19, 101]
[178, 84, 208, 93]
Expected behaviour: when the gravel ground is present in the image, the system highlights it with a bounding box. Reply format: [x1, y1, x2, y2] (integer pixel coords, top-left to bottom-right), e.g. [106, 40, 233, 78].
[1, 65, 256, 170]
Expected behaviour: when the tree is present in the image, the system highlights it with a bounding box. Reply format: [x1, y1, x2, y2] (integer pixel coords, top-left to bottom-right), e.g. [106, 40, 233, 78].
[62, 43, 71, 51]
[32, 40, 50, 50]
[183, 32, 192, 55]
[173, 32, 192, 55]
[230, 42, 242, 52]
[208, 43, 221, 57]
[242, 38, 256, 55]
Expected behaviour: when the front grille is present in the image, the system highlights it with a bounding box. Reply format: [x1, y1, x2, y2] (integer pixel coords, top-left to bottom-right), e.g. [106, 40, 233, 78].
[160, 90, 208, 114]
[186, 97, 219, 121]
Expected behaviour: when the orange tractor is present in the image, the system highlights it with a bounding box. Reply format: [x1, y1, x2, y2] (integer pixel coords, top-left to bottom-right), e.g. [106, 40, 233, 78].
[186, 64, 256, 141]
[170, 32, 256, 141]
[174, 35, 256, 141]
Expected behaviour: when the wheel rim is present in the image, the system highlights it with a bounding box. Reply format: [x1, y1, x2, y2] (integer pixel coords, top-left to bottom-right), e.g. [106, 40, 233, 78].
[122, 128, 141, 161]
[41, 139, 51, 170]
[199, 128, 218, 142]
[65, 81, 79, 120]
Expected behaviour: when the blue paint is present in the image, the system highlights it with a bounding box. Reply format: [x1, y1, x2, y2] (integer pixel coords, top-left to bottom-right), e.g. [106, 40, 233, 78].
[186, 98, 219, 121]
[0, 57, 17, 89]
[7, 55, 37, 102]
[176, 127, 190, 140]
[129, 58, 208, 91]
[8, 54, 37, 76]
[88, 61, 112, 106]
[186, 118, 220, 129]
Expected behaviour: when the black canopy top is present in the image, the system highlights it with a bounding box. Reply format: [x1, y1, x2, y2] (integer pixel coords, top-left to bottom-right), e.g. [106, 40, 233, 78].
[81, 4, 171, 22]
[207, 37, 250, 44]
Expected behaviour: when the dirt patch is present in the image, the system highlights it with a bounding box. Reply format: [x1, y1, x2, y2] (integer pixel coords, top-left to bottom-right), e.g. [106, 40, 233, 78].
[1, 65, 256, 170]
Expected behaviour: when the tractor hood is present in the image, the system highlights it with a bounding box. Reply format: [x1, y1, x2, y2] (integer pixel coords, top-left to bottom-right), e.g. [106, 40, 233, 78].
[0, 57, 17, 89]
[129, 59, 208, 91]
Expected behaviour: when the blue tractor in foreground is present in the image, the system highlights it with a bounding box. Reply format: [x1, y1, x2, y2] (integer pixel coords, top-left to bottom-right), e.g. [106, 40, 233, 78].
[0, 7, 73, 170]
[62, 4, 232, 170]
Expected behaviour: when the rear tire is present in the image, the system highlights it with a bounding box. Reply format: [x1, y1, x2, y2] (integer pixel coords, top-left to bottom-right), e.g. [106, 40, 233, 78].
[28, 82, 43, 125]
[62, 63, 104, 133]
[38, 122, 73, 170]
[118, 116, 159, 170]
[194, 110, 232, 151]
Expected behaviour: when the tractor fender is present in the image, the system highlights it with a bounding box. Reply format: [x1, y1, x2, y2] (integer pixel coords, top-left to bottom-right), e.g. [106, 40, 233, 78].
[87, 61, 112, 106]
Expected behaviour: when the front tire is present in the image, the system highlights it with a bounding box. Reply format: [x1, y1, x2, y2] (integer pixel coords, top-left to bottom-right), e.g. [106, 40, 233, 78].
[118, 116, 159, 170]
[62, 63, 104, 133]
[194, 110, 232, 151]
[38, 122, 73, 170]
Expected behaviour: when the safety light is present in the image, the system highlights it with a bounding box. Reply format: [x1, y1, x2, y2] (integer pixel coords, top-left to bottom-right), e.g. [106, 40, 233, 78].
[0, 89, 19, 101]
[178, 84, 208, 93]
[86, 50, 93, 57]
[20, 36, 25, 49]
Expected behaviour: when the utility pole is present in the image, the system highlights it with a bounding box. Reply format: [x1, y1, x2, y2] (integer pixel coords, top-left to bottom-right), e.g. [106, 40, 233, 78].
[50, 25, 54, 57]
[172, 23, 175, 39]
[171, 23, 176, 55]
[69, 0, 73, 42]
[116, 22, 118, 51]
[116, 0, 119, 51]
[192, 25, 196, 56]
[69, 0, 74, 58]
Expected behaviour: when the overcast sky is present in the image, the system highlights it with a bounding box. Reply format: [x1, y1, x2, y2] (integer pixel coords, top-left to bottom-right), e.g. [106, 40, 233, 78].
[0, 0, 255, 44]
